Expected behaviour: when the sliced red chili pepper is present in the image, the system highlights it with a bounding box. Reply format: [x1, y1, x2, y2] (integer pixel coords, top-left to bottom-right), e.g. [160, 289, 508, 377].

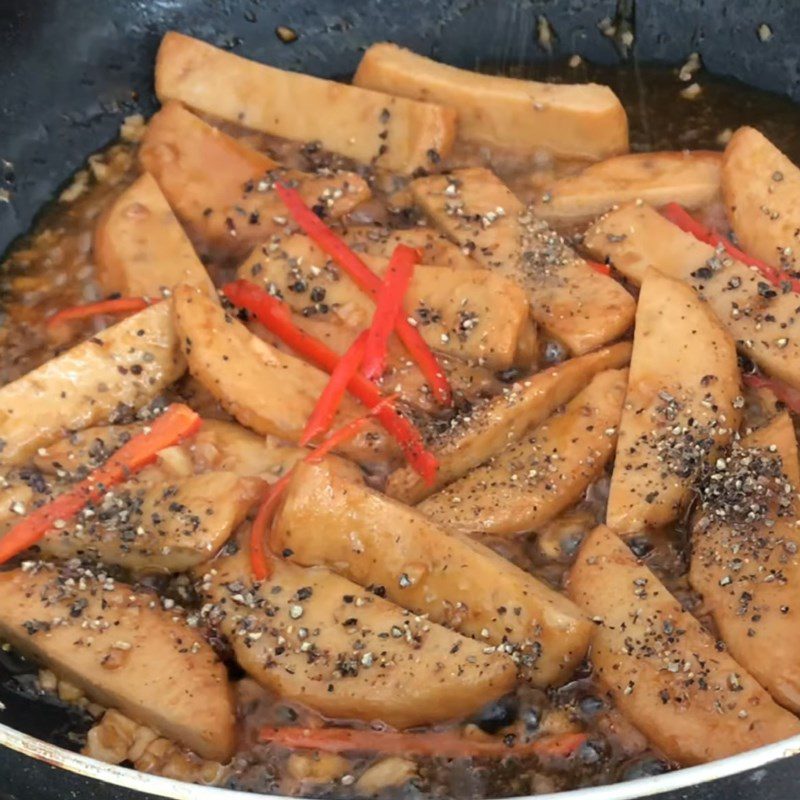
[660, 203, 800, 290]
[259, 726, 588, 760]
[300, 332, 368, 447]
[249, 473, 292, 581]
[0, 404, 202, 566]
[274, 183, 452, 406]
[743, 373, 800, 415]
[223, 280, 438, 484]
[586, 260, 612, 277]
[224, 280, 341, 368]
[46, 296, 152, 328]
[362, 244, 419, 380]
[307, 395, 399, 463]
[250, 395, 400, 579]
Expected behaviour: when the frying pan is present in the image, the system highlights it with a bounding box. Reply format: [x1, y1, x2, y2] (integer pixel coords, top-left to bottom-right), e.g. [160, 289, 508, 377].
[2, 0, 800, 797]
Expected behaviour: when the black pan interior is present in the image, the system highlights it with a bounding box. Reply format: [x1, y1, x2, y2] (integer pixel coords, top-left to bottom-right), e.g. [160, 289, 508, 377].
[2, 0, 800, 797]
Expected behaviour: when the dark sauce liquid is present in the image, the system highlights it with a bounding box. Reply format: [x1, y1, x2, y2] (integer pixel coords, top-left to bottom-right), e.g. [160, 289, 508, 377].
[1, 60, 800, 798]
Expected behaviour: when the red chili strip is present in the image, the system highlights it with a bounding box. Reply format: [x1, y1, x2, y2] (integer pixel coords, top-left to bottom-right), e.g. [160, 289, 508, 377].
[586, 260, 612, 277]
[307, 395, 399, 464]
[300, 332, 368, 446]
[362, 244, 419, 380]
[259, 726, 588, 760]
[660, 203, 800, 290]
[46, 296, 152, 328]
[274, 183, 452, 406]
[0, 404, 202, 565]
[249, 395, 399, 579]
[249, 473, 292, 581]
[223, 280, 438, 484]
[743, 373, 800, 416]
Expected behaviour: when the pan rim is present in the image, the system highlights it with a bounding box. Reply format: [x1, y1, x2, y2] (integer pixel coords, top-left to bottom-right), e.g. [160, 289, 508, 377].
[1, 721, 799, 799]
